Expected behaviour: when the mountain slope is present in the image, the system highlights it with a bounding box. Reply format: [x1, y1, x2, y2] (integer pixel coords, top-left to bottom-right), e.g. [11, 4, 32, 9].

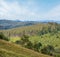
[0, 39, 52, 57]
[1, 22, 60, 37]
[0, 20, 38, 29]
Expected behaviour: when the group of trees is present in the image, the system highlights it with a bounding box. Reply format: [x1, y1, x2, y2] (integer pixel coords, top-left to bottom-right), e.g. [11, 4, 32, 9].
[0, 22, 59, 56]
[37, 23, 60, 36]
[15, 34, 54, 56]
[0, 32, 57, 56]
[41, 45, 54, 56]
[0, 32, 56, 56]
[16, 34, 42, 52]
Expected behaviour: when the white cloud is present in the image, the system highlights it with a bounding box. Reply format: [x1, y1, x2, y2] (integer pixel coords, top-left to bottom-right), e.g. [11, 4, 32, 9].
[0, 0, 60, 21]
[0, 0, 41, 21]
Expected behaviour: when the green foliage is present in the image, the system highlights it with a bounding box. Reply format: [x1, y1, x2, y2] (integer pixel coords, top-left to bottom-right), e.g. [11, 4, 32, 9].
[15, 34, 33, 50]
[41, 45, 54, 56]
[1, 22, 60, 36]
[54, 54, 60, 57]
[15, 35, 42, 52]
[15, 40, 21, 44]
[0, 39, 51, 57]
[0, 22, 60, 56]
[33, 42, 42, 52]
[20, 34, 30, 46]
[25, 41, 33, 49]
[0, 32, 9, 41]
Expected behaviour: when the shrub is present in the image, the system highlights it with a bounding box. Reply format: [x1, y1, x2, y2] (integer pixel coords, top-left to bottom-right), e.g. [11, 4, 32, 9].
[33, 42, 42, 52]
[41, 45, 54, 56]
[25, 41, 33, 49]
[54, 54, 60, 57]
[0, 32, 9, 41]
[15, 34, 30, 46]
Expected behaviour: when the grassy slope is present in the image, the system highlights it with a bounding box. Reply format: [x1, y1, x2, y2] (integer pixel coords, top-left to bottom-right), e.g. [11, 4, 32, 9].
[0, 24, 49, 36]
[0, 23, 60, 48]
[0, 23, 60, 37]
[0, 39, 52, 57]
[0, 23, 60, 56]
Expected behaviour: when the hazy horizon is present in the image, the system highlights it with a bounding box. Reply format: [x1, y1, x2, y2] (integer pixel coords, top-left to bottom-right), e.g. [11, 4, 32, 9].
[0, 0, 60, 21]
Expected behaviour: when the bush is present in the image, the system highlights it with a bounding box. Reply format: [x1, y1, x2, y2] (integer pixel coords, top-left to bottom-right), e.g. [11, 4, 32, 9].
[54, 54, 60, 57]
[15, 40, 21, 44]
[15, 34, 30, 46]
[0, 32, 9, 41]
[25, 41, 33, 49]
[33, 42, 42, 52]
[41, 45, 54, 56]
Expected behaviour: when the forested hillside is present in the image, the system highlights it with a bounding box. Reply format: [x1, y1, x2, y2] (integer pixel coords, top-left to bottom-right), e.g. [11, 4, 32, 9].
[0, 22, 60, 57]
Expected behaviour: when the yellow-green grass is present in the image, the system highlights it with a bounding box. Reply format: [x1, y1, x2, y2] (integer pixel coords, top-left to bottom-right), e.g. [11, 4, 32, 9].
[0, 39, 52, 57]
[9, 36, 20, 42]
[0, 48, 25, 57]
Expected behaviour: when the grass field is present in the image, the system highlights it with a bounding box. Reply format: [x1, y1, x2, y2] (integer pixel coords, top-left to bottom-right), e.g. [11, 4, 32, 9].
[0, 39, 52, 57]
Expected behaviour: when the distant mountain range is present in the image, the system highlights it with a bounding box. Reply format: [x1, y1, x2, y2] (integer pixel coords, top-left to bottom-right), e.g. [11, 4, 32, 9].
[0, 20, 39, 29]
[0, 19, 60, 30]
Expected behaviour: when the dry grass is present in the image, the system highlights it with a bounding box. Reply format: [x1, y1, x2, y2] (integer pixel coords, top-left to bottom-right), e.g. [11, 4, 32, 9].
[0, 39, 52, 57]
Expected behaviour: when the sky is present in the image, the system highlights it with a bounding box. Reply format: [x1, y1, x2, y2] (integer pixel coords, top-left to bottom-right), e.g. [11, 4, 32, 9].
[0, 0, 60, 21]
